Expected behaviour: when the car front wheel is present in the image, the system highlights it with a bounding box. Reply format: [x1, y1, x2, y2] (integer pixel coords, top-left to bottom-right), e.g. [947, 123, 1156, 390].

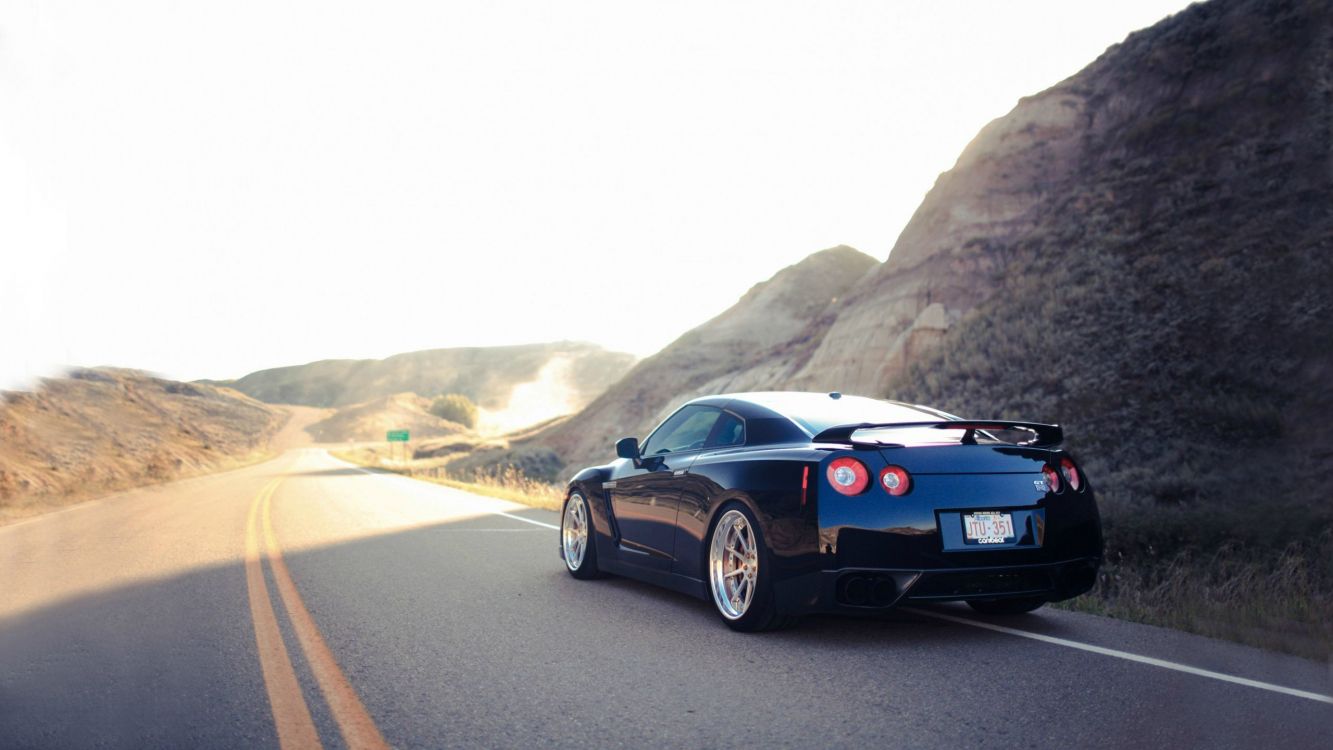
[562, 491, 602, 579]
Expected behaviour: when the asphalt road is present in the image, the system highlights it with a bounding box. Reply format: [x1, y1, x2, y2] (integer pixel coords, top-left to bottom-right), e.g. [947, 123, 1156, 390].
[1, 449, 1329, 749]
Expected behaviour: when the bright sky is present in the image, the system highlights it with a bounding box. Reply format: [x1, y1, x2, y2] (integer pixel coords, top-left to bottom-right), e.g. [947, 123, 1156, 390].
[1, 0, 1194, 389]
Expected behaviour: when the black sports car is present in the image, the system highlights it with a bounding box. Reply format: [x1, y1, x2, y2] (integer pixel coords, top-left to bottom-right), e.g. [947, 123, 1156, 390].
[559, 392, 1103, 631]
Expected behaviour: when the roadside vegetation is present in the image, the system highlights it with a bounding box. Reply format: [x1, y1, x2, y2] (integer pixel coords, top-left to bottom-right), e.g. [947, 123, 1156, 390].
[1057, 537, 1332, 660]
[331, 444, 563, 511]
[428, 393, 478, 429]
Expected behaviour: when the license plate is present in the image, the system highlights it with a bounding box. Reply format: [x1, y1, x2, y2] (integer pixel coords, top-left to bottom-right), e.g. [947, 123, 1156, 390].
[963, 512, 1015, 544]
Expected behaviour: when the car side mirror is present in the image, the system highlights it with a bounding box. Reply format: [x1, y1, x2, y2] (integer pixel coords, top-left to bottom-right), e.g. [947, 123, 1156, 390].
[615, 437, 640, 461]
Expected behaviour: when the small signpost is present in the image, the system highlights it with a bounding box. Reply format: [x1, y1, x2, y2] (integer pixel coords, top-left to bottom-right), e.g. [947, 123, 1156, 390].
[387, 429, 409, 464]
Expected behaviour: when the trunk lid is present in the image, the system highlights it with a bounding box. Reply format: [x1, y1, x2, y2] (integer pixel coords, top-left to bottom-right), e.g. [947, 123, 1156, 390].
[877, 444, 1051, 474]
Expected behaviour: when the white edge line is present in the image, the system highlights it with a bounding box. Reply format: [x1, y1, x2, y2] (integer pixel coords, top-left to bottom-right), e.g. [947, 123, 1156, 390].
[339, 456, 1330, 704]
[903, 607, 1333, 705]
[494, 512, 560, 531]
[345, 463, 560, 530]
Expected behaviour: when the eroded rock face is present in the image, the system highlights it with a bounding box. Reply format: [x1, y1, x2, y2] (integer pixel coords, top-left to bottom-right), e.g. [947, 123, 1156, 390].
[800, 0, 1333, 401]
[794, 63, 1092, 394]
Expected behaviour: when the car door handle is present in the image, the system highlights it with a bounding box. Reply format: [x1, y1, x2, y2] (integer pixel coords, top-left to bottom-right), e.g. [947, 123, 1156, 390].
[673, 469, 688, 476]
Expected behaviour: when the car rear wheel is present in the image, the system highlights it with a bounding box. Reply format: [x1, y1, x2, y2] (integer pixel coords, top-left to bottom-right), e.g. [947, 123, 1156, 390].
[707, 504, 793, 632]
[562, 492, 602, 579]
[967, 596, 1046, 615]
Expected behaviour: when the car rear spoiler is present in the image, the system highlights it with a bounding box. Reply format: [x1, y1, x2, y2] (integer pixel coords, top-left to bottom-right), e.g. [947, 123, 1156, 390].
[811, 420, 1063, 449]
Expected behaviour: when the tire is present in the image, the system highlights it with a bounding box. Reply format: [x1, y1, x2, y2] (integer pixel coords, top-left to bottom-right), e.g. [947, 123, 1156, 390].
[561, 491, 603, 580]
[706, 502, 795, 632]
[966, 596, 1046, 615]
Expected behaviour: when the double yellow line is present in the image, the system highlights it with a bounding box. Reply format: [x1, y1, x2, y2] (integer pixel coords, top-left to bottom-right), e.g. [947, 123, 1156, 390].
[245, 479, 389, 750]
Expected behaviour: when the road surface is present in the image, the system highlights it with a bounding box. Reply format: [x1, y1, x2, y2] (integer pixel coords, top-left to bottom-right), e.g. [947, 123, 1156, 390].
[1, 449, 1329, 748]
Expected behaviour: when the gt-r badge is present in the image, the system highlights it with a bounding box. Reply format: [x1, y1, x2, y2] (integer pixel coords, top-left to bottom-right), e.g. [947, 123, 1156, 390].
[1034, 479, 1048, 492]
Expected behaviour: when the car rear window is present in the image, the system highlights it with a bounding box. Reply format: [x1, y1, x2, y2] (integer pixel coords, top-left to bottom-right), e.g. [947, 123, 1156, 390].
[785, 395, 942, 436]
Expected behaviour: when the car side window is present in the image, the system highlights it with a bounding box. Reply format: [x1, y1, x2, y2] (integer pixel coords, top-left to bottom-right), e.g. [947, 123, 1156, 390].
[641, 406, 721, 455]
[707, 412, 745, 448]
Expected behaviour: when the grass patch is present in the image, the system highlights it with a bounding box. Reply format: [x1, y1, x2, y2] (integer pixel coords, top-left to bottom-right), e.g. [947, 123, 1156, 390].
[331, 448, 563, 511]
[1053, 537, 1333, 660]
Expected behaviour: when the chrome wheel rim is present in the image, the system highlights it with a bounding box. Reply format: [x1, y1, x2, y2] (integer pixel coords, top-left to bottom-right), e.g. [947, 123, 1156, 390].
[709, 509, 758, 620]
[562, 493, 588, 571]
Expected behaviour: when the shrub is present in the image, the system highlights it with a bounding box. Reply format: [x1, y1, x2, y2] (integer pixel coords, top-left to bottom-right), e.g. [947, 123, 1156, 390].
[429, 393, 478, 428]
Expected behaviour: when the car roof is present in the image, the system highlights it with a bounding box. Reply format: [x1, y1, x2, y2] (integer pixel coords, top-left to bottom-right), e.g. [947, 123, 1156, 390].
[686, 391, 947, 437]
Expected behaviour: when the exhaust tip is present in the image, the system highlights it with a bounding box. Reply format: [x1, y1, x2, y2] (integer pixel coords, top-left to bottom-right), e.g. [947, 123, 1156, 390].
[870, 578, 897, 607]
[844, 576, 870, 605]
[838, 574, 899, 607]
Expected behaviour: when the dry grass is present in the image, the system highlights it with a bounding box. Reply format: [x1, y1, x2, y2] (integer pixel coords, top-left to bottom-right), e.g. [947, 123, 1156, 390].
[0, 369, 286, 526]
[0, 448, 277, 526]
[1055, 536, 1333, 661]
[331, 447, 564, 511]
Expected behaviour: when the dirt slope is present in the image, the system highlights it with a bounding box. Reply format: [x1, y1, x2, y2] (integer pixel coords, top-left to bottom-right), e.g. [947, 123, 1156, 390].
[0, 369, 285, 522]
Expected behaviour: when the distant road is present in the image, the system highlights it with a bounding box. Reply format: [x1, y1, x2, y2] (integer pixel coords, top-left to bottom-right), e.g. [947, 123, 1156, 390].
[1, 450, 1328, 748]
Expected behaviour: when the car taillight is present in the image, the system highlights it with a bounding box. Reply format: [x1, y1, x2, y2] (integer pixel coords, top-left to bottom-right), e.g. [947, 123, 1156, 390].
[879, 466, 911, 496]
[1042, 465, 1061, 493]
[827, 457, 870, 495]
[1060, 457, 1081, 491]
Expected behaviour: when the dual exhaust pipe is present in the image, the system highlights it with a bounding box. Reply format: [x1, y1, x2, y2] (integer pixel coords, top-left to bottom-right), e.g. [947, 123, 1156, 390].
[838, 574, 899, 608]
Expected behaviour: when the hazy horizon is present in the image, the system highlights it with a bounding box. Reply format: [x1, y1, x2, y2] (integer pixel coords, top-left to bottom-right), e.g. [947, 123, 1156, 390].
[2, 0, 1194, 388]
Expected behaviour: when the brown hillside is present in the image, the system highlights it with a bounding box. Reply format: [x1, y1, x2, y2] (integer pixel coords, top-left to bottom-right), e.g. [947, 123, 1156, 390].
[213, 341, 635, 411]
[882, 0, 1333, 538]
[0, 369, 285, 522]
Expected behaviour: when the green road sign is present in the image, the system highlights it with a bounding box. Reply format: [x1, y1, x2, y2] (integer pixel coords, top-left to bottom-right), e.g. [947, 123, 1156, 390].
[386, 430, 410, 442]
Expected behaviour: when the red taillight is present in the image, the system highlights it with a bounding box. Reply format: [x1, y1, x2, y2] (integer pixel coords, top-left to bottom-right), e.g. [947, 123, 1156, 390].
[827, 457, 870, 495]
[1060, 458, 1081, 491]
[800, 466, 809, 506]
[879, 466, 911, 496]
[1042, 465, 1061, 493]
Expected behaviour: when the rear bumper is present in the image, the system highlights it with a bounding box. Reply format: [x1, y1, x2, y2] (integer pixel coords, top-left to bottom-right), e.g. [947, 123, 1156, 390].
[772, 557, 1101, 615]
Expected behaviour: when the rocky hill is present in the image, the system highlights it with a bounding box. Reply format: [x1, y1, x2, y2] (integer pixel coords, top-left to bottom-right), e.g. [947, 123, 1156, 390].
[209, 341, 636, 413]
[0, 369, 286, 522]
[494, 246, 876, 474]
[881, 0, 1332, 559]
